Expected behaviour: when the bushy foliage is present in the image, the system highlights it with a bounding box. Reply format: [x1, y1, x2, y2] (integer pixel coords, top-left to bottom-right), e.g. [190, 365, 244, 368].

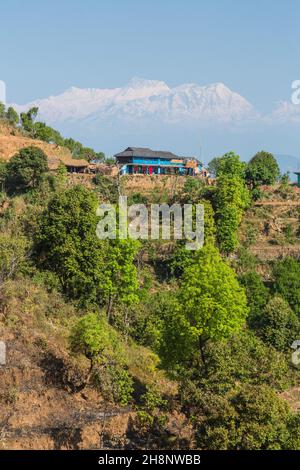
[246, 151, 280, 187]
[239, 271, 269, 327]
[0, 233, 29, 286]
[70, 312, 133, 404]
[5, 146, 48, 192]
[273, 256, 300, 315]
[208, 151, 246, 179]
[159, 244, 248, 371]
[260, 296, 300, 352]
[214, 175, 250, 253]
[190, 384, 298, 450]
[34, 185, 140, 312]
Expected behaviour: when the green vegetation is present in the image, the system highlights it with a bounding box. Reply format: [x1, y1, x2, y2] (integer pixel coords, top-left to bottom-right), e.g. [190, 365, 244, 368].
[1, 116, 300, 449]
[0, 102, 106, 161]
[246, 150, 280, 188]
[214, 159, 250, 253]
[5, 146, 48, 192]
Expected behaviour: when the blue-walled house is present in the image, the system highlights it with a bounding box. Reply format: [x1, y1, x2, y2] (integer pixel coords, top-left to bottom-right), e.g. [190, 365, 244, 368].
[114, 147, 206, 176]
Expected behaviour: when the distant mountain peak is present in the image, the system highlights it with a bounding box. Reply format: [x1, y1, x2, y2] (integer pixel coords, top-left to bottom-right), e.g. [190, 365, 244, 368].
[126, 77, 169, 90]
[10, 77, 256, 125]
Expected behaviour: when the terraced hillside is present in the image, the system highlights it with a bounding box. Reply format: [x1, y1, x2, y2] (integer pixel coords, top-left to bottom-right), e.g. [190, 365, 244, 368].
[239, 184, 300, 261]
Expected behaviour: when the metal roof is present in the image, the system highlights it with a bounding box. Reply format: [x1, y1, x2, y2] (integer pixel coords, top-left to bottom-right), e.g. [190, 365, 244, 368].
[114, 146, 183, 160]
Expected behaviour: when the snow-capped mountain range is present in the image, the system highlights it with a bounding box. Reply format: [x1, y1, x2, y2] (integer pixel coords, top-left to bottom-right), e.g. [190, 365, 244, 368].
[9, 78, 300, 161]
[11, 78, 257, 125]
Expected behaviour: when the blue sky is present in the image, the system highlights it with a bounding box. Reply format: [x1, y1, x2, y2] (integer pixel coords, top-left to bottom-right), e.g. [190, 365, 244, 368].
[0, 0, 299, 110]
[1, 0, 300, 165]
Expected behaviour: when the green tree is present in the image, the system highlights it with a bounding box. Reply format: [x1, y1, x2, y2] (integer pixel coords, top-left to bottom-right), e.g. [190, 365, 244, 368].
[215, 205, 240, 253]
[0, 234, 28, 287]
[34, 185, 105, 303]
[208, 152, 246, 179]
[169, 200, 216, 278]
[6, 107, 19, 125]
[69, 312, 133, 404]
[260, 296, 300, 351]
[100, 238, 140, 319]
[273, 256, 300, 315]
[70, 312, 122, 370]
[5, 146, 48, 191]
[34, 185, 140, 313]
[182, 178, 205, 203]
[239, 271, 269, 327]
[246, 151, 280, 187]
[20, 107, 39, 135]
[193, 384, 296, 450]
[214, 175, 250, 253]
[33, 122, 64, 145]
[185, 330, 290, 391]
[160, 244, 248, 372]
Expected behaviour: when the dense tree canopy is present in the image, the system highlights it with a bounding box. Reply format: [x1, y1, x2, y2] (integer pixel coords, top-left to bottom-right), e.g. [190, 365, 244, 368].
[159, 244, 248, 371]
[260, 296, 300, 352]
[214, 175, 250, 253]
[193, 384, 297, 450]
[273, 256, 300, 315]
[6, 106, 19, 125]
[239, 271, 269, 327]
[208, 151, 246, 179]
[34, 185, 140, 313]
[246, 151, 280, 187]
[5, 146, 48, 191]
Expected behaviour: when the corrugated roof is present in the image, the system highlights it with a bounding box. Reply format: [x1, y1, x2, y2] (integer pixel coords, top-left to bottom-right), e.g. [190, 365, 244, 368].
[115, 146, 182, 160]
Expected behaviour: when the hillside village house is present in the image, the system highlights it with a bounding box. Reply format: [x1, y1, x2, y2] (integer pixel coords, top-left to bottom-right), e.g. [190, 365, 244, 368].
[294, 172, 300, 187]
[114, 147, 207, 177]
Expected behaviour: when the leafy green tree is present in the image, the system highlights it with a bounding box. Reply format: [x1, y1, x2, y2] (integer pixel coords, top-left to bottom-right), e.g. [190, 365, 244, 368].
[69, 312, 133, 404]
[215, 205, 240, 253]
[63, 138, 83, 157]
[182, 178, 205, 203]
[246, 151, 280, 187]
[192, 384, 296, 450]
[6, 106, 19, 125]
[183, 330, 290, 391]
[34, 185, 140, 313]
[93, 174, 118, 203]
[239, 271, 269, 327]
[0, 234, 28, 287]
[214, 175, 250, 253]
[208, 152, 246, 179]
[5, 146, 48, 191]
[70, 312, 122, 369]
[169, 200, 216, 278]
[33, 122, 64, 145]
[20, 107, 39, 134]
[273, 256, 300, 315]
[34, 185, 105, 303]
[214, 174, 250, 210]
[100, 238, 140, 319]
[160, 244, 248, 372]
[260, 296, 300, 351]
